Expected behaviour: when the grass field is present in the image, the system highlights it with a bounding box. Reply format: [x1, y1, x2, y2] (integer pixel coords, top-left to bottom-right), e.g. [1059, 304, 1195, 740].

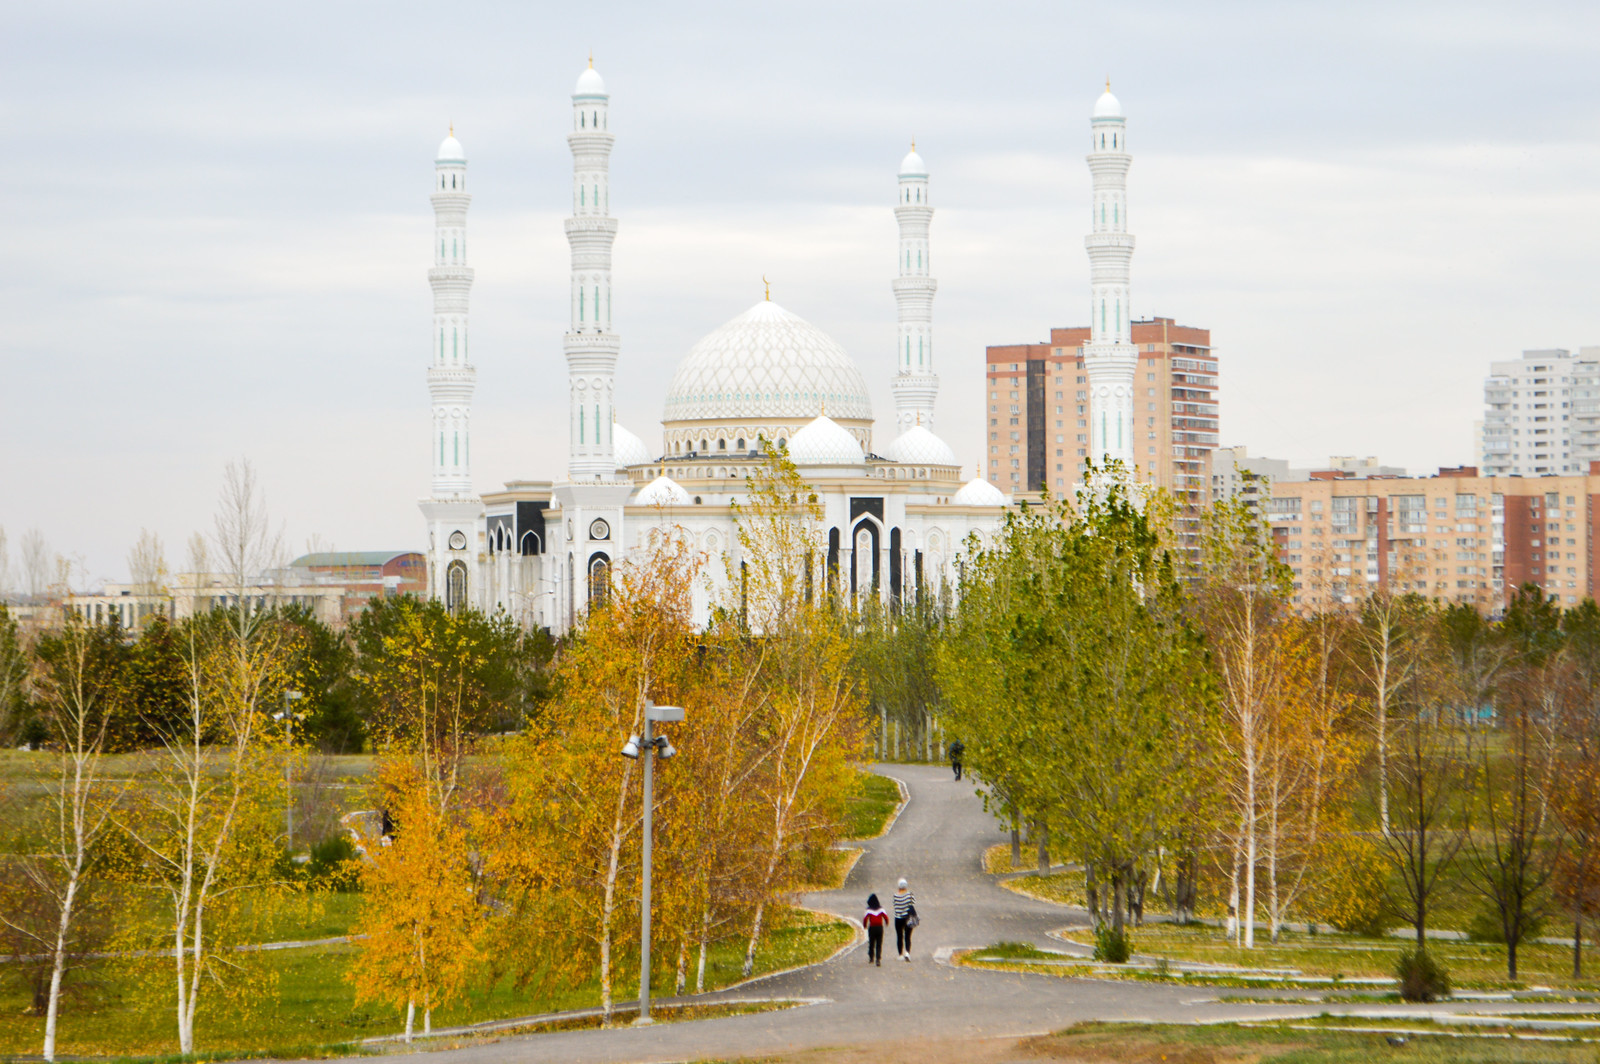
[0, 898, 851, 1058]
[842, 771, 902, 839]
[979, 923, 1600, 992]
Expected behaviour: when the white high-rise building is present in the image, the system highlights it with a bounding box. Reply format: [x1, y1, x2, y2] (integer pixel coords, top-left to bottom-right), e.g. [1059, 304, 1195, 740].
[890, 143, 938, 435]
[418, 128, 485, 611]
[1082, 83, 1137, 476]
[1481, 348, 1600, 477]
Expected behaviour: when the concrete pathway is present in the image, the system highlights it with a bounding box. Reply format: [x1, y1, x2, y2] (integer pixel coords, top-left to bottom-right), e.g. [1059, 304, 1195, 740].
[341, 764, 1599, 1063]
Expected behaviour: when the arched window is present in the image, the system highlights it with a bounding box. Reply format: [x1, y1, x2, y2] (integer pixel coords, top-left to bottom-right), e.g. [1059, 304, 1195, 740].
[736, 437, 745, 450]
[594, 185, 599, 209]
[588, 553, 611, 607]
[580, 185, 586, 206]
[916, 188, 920, 203]
[440, 330, 444, 359]
[701, 438, 709, 452]
[451, 173, 456, 189]
[579, 406, 585, 444]
[594, 287, 600, 321]
[917, 249, 922, 268]
[440, 238, 445, 259]
[918, 336, 924, 364]
[446, 561, 468, 614]
[579, 287, 585, 321]
[439, 432, 445, 464]
[453, 431, 459, 466]
[592, 111, 598, 127]
[718, 438, 727, 450]
[580, 111, 586, 128]
[452, 328, 458, 358]
[1114, 203, 1119, 224]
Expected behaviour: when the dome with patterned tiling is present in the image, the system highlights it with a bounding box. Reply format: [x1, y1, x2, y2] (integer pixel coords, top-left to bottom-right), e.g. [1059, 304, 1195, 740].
[788, 415, 865, 467]
[882, 425, 957, 466]
[612, 422, 652, 468]
[661, 302, 873, 453]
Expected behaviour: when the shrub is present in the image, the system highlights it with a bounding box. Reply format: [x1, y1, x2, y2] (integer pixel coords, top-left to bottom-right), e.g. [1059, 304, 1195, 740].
[1313, 833, 1393, 937]
[307, 835, 362, 892]
[1092, 923, 1132, 963]
[1395, 947, 1451, 1002]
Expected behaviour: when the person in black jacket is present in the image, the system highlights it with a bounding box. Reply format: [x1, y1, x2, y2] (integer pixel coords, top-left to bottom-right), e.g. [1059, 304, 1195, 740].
[949, 740, 965, 781]
[862, 893, 889, 966]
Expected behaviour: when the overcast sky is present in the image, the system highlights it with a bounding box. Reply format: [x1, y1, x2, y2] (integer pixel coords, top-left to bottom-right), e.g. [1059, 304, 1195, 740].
[5, 0, 1600, 584]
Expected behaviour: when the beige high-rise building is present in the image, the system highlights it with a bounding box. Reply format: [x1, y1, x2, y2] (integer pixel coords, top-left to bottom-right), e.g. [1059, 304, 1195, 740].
[985, 317, 1217, 547]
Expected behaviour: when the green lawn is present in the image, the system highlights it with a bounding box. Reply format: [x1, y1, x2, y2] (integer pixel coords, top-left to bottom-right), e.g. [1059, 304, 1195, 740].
[0, 906, 851, 1058]
[842, 771, 902, 840]
[1027, 923, 1600, 991]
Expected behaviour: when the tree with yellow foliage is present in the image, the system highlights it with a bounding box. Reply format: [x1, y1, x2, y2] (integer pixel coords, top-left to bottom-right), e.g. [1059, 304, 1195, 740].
[350, 760, 481, 1041]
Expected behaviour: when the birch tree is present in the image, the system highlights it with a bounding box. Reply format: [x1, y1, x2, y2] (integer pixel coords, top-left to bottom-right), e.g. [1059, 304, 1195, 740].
[13, 615, 126, 1061]
[117, 463, 291, 1055]
[1349, 589, 1430, 836]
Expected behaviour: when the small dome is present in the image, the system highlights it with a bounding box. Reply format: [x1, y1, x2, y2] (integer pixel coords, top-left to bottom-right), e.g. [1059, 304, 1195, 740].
[882, 425, 957, 466]
[899, 148, 927, 177]
[574, 65, 606, 96]
[953, 477, 1008, 506]
[635, 474, 692, 507]
[1094, 89, 1123, 119]
[612, 422, 652, 468]
[436, 133, 465, 162]
[788, 415, 865, 467]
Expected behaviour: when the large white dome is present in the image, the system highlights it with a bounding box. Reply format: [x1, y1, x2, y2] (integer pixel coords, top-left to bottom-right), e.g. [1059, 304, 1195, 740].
[575, 66, 606, 96]
[663, 301, 872, 428]
[788, 415, 865, 467]
[613, 422, 652, 468]
[1094, 88, 1123, 119]
[436, 132, 465, 162]
[882, 425, 957, 466]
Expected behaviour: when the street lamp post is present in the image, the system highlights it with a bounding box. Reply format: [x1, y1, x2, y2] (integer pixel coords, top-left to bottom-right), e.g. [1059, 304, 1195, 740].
[620, 699, 683, 1026]
[273, 689, 303, 849]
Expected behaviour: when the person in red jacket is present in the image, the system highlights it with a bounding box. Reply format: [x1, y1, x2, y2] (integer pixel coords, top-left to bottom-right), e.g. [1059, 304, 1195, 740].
[862, 893, 890, 966]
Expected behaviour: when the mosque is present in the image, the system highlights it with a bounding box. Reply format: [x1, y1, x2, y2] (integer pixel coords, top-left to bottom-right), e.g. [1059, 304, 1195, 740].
[418, 60, 1029, 632]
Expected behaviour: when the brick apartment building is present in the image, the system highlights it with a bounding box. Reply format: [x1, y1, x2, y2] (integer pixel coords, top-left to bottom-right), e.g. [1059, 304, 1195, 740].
[985, 317, 1218, 543]
[1260, 465, 1600, 612]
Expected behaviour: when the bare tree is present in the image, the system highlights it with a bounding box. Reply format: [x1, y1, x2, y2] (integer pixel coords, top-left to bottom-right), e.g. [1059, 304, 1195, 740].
[0, 525, 12, 598]
[21, 529, 49, 601]
[1350, 589, 1429, 836]
[128, 529, 168, 598]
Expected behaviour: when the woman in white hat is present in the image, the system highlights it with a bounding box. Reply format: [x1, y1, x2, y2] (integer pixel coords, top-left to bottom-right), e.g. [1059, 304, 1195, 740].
[892, 878, 917, 961]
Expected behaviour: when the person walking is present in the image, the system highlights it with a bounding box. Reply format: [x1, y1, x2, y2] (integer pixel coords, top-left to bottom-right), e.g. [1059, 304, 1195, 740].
[893, 878, 917, 961]
[949, 740, 965, 781]
[862, 893, 889, 966]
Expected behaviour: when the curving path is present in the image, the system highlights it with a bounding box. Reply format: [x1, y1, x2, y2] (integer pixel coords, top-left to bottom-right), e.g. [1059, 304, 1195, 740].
[357, 765, 1594, 1063]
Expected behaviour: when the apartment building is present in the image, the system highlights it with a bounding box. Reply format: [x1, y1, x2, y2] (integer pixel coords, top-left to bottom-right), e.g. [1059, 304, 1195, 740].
[1482, 347, 1600, 476]
[1261, 466, 1600, 612]
[985, 318, 1218, 535]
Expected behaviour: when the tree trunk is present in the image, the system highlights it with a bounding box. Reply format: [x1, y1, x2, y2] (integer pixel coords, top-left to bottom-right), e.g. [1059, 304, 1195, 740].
[1575, 915, 1584, 979]
[1035, 822, 1048, 873]
[696, 907, 711, 993]
[1010, 823, 1021, 869]
[42, 869, 81, 1062]
[743, 896, 768, 979]
[1085, 862, 1099, 922]
[1111, 869, 1125, 935]
[674, 938, 687, 996]
[405, 999, 415, 1043]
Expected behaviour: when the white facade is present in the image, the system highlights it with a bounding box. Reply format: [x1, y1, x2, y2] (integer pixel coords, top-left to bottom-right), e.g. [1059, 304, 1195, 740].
[1482, 348, 1600, 477]
[1082, 85, 1137, 473]
[419, 129, 486, 611]
[890, 145, 938, 436]
[420, 63, 1008, 632]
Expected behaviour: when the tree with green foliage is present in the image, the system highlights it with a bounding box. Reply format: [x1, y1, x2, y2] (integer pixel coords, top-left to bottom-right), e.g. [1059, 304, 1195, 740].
[1556, 599, 1600, 975]
[351, 596, 537, 813]
[939, 472, 1219, 934]
[0, 605, 29, 745]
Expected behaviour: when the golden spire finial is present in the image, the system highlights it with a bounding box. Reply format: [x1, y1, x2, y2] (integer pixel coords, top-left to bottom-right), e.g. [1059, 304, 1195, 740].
[449, 122, 454, 137]
[763, 274, 770, 301]
[916, 411, 922, 426]
[820, 399, 827, 417]
[1105, 76, 1111, 93]
[911, 136, 916, 151]
[589, 51, 595, 69]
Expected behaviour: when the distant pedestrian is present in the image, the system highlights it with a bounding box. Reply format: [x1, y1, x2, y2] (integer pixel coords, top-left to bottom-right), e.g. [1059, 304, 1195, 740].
[949, 740, 965, 781]
[862, 893, 889, 966]
[893, 878, 918, 960]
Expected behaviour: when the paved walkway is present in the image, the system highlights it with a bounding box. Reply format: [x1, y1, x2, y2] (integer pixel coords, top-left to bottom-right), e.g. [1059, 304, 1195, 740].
[351, 765, 1597, 1063]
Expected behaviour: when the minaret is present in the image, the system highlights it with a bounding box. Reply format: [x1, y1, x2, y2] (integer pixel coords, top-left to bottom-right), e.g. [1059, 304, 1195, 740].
[429, 128, 475, 496]
[564, 58, 620, 480]
[419, 128, 484, 614]
[891, 143, 938, 435]
[1083, 82, 1137, 475]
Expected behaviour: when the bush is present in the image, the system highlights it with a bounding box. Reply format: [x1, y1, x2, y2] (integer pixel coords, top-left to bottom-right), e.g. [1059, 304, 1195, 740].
[1092, 923, 1132, 963]
[1395, 947, 1451, 1002]
[1313, 833, 1393, 937]
[307, 835, 362, 892]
